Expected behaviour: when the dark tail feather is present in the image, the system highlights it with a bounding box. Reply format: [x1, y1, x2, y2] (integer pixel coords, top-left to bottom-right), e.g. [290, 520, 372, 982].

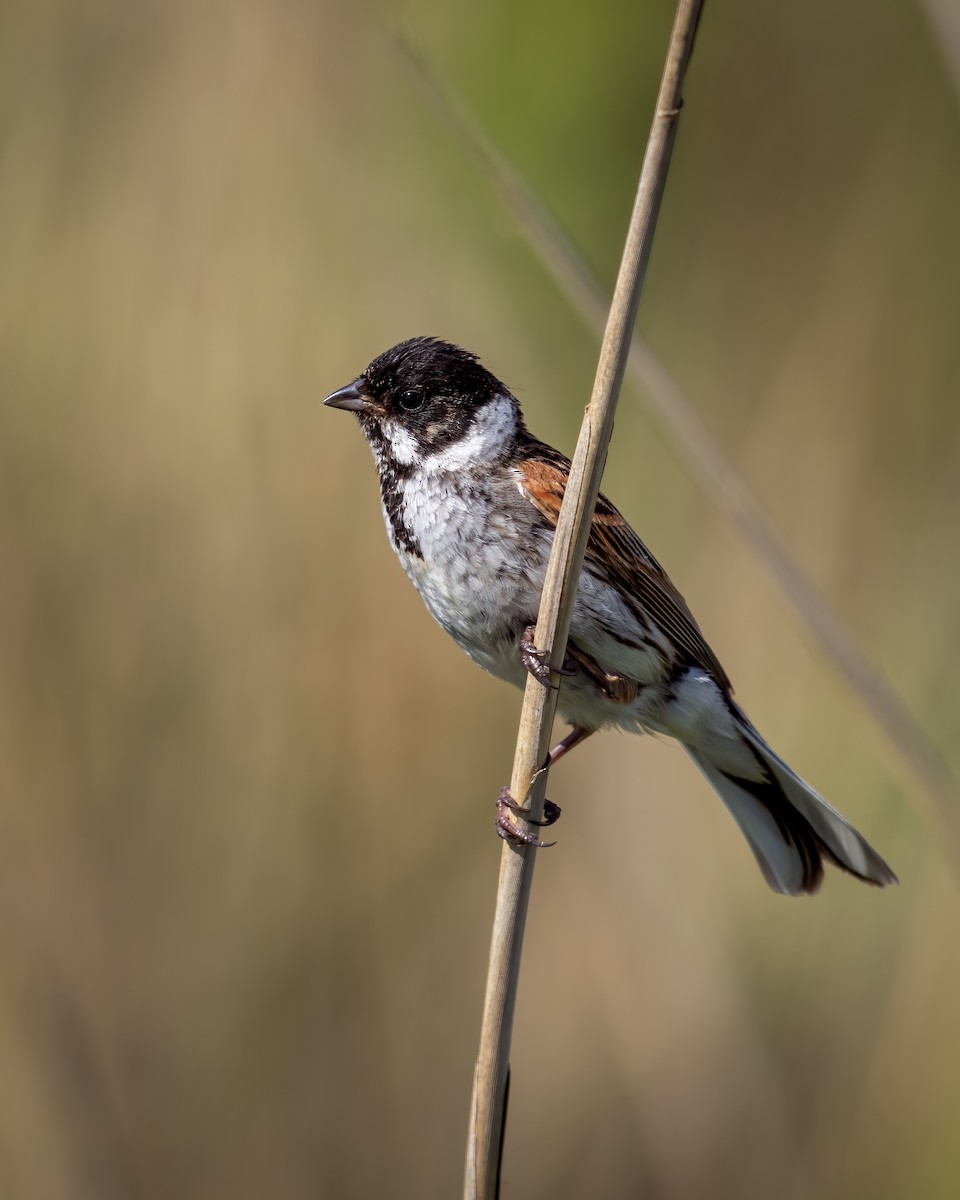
[685, 721, 897, 896]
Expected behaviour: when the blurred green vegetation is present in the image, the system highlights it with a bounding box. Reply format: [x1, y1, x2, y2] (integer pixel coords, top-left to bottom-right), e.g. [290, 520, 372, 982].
[0, 1, 958, 1197]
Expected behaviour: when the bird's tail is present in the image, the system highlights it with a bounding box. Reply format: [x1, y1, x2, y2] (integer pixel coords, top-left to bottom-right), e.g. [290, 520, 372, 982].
[683, 715, 898, 896]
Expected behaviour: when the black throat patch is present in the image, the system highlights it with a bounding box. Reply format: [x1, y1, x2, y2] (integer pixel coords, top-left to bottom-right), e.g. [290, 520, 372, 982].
[363, 421, 423, 560]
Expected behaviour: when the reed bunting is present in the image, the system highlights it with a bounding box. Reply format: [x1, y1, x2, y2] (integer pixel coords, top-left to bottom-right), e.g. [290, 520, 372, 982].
[324, 336, 896, 895]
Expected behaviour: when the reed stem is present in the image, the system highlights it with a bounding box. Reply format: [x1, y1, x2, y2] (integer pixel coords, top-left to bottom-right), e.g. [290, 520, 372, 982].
[463, 4, 706, 1196]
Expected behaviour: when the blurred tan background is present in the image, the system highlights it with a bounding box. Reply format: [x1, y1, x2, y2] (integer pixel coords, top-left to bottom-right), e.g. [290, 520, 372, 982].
[1, 0, 958, 1196]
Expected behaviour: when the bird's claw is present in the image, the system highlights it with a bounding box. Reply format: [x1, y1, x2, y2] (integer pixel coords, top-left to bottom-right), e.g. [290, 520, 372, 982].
[500, 789, 562, 827]
[495, 787, 561, 848]
[519, 625, 577, 689]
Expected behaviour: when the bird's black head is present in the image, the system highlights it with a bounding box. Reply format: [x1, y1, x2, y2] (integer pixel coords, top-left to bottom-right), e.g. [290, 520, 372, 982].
[324, 337, 519, 462]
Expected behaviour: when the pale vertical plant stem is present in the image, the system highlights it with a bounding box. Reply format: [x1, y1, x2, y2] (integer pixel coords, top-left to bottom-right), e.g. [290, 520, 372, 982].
[463, 4, 705, 1197]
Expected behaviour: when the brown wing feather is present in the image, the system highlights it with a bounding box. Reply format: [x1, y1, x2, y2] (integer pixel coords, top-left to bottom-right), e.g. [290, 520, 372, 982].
[517, 437, 732, 693]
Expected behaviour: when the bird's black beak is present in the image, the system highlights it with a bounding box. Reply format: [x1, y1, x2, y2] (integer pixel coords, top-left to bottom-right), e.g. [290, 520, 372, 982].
[323, 378, 377, 414]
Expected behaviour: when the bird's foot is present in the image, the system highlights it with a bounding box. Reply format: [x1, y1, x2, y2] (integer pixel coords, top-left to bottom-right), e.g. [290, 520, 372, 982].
[495, 787, 561, 848]
[519, 625, 577, 690]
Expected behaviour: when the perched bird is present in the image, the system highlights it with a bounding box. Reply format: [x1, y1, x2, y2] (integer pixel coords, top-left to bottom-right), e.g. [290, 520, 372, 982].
[324, 336, 896, 895]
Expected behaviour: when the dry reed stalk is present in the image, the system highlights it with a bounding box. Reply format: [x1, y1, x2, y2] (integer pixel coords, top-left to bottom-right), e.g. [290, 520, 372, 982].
[463, 4, 706, 1196]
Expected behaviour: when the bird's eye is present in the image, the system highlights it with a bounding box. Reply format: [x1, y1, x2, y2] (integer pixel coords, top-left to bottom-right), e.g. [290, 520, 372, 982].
[398, 390, 424, 412]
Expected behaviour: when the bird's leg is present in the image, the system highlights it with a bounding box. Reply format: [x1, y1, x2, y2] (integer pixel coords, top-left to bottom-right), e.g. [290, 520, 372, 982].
[501, 629, 600, 846]
[494, 725, 594, 847]
[547, 724, 594, 766]
[518, 625, 577, 690]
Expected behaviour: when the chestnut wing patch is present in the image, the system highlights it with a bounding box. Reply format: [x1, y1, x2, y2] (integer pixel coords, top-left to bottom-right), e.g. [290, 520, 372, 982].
[518, 444, 731, 693]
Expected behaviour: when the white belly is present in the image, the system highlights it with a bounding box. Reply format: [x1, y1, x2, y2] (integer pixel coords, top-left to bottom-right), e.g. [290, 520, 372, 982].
[386, 463, 693, 733]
